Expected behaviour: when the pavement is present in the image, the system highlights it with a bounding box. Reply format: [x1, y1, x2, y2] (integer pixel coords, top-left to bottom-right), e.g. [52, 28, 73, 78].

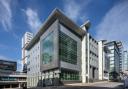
[87, 82, 123, 89]
[63, 82, 123, 89]
[65, 81, 109, 86]
[28, 81, 123, 89]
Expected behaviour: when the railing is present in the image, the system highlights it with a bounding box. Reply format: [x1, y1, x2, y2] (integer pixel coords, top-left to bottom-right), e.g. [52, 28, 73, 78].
[0, 73, 27, 78]
[0, 72, 26, 76]
[0, 80, 27, 83]
[0, 77, 27, 82]
[9, 72, 26, 75]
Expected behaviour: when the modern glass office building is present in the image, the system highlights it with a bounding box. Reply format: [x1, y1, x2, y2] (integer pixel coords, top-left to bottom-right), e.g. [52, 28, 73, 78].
[105, 41, 120, 81]
[25, 9, 98, 87]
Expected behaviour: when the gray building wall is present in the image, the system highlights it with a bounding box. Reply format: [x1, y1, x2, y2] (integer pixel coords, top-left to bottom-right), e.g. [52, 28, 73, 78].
[27, 41, 41, 87]
[87, 33, 99, 82]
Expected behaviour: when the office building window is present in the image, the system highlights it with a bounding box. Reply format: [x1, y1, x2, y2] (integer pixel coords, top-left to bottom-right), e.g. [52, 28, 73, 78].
[60, 69, 79, 80]
[41, 32, 54, 64]
[59, 31, 77, 64]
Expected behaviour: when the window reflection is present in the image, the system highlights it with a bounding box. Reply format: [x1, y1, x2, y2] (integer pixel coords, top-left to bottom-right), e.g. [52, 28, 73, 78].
[42, 32, 54, 64]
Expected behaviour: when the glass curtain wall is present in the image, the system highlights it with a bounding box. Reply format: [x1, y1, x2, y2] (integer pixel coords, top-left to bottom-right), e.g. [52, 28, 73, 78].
[42, 32, 54, 64]
[59, 31, 77, 64]
[60, 69, 79, 80]
[59, 31, 79, 80]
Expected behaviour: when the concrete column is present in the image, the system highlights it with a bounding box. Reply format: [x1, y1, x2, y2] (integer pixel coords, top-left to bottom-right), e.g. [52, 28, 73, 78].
[87, 33, 90, 83]
[82, 36, 86, 83]
[81, 26, 87, 83]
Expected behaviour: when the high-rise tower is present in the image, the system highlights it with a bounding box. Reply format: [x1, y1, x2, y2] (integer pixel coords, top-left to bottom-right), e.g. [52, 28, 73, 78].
[22, 32, 33, 73]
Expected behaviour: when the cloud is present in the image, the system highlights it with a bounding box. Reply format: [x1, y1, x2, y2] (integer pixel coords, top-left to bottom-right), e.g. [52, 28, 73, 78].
[0, 55, 23, 72]
[0, 0, 19, 40]
[95, 0, 128, 49]
[0, 0, 12, 31]
[24, 8, 41, 33]
[63, 0, 90, 23]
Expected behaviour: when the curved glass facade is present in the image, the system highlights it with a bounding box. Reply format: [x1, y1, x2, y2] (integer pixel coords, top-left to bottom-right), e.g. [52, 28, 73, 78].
[42, 32, 54, 64]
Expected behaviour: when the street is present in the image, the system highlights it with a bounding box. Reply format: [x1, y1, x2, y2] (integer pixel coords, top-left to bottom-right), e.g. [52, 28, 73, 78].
[62, 82, 123, 89]
[29, 82, 123, 89]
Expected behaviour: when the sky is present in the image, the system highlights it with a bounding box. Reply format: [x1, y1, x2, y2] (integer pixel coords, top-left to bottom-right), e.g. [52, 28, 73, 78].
[0, 0, 128, 71]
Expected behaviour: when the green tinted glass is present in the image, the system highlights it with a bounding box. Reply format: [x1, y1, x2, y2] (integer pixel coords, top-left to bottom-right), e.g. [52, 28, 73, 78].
[42, 32, 54, 64]
[59, 31, 77, 64]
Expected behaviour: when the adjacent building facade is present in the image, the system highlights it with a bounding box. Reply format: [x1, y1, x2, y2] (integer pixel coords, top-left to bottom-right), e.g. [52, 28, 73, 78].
[0, 59, 17, 72]
[85, 33, 99, 82]
[0, 59, 26, 88]
[116, 41, 123, 72]
[24, 9, 99, 87]
[123, 51, 128, 72]
[98, 40, 109, 80]
[105, 41, 120, 80]
[22, 32, 33, 73]
[27, 38, 41, 87]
